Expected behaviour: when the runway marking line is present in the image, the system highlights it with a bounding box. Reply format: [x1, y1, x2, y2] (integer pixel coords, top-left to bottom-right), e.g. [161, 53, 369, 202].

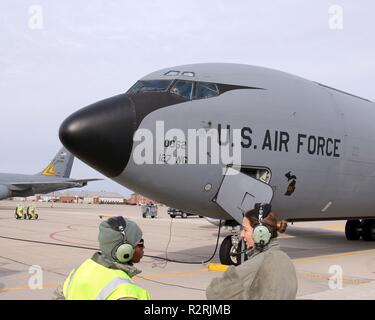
[300, 271, 372, 285]
[292, 248, 375, 264]
[0, 269, 209, 293]
[135, 268, 208, 280]
[207, 248, 375, 272]
[0, 283, 59, 293]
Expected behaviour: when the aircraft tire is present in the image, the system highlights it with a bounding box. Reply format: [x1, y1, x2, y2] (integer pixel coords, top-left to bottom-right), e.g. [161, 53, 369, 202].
[182, 212, 187, 219]
[219, 235, 240, 266]
[170, 215, 175, 218]
[362, 219, 375, 241]
[345, 220, 361, 240]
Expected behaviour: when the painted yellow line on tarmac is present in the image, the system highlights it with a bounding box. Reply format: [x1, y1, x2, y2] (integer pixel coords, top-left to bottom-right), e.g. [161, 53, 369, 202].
[206, 248, 375, 272]
[135, 268, 208, 280]
[0, 269, 209, 294]
[300, 271, 372, 285]
[0, 283, 59, 293]
[293, 248, 375, 264]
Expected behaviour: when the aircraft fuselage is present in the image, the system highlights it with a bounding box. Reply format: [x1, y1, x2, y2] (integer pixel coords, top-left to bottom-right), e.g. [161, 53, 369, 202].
[59, 63, 375, 222]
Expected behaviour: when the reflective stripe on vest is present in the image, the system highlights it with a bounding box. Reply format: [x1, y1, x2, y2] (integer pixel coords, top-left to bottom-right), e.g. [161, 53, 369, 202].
[96, 277, 135, 300]
[62, 259, 151, 300]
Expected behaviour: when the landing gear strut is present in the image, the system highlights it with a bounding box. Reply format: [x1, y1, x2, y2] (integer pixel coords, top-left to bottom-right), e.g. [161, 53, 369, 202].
[345, 219, 375, 241]
[219, 235, 241, 266]
[219, 223, 247, 266]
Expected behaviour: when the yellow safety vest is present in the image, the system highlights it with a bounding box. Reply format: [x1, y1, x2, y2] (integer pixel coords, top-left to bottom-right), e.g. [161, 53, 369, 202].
[63, 259, 151, 300]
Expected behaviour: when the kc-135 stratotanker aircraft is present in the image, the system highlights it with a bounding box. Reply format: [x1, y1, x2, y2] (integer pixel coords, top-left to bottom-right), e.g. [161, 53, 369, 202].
[0, 147, 100, 201]
[59, 63, 375, 265]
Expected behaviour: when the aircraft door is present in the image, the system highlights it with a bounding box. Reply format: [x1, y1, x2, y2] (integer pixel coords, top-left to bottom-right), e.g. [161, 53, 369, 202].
[215, 167, 274, 224]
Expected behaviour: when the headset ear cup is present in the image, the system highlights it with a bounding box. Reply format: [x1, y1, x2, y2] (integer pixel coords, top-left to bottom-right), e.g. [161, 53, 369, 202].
[115, 243, 134, 263]
[253, 225, 272, 247]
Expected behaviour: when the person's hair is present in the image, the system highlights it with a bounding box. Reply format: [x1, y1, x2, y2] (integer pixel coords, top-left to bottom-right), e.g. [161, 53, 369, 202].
[244, 210, 288, 238]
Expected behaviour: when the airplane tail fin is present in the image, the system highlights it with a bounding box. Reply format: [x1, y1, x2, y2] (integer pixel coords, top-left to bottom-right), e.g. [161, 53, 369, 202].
[36, 147, 74, 178]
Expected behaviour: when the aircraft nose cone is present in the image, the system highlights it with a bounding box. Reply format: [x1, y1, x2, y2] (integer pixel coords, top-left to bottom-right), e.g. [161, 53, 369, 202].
[59, 94, 136, 178]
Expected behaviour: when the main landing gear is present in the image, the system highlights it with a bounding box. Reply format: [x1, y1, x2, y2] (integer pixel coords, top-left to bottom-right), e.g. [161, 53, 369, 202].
[345, 219, 375, 241]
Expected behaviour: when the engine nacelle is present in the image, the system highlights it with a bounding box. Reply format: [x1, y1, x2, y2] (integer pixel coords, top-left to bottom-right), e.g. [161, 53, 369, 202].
[0, 185, 11, 200]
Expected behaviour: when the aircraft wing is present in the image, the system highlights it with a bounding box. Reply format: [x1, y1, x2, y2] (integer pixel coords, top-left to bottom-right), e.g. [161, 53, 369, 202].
[9, 179, 102, 191]
[66, 178, 102, 183]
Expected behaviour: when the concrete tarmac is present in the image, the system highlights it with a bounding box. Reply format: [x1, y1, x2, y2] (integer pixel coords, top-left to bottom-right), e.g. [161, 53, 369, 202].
[1, 200, 375, 300]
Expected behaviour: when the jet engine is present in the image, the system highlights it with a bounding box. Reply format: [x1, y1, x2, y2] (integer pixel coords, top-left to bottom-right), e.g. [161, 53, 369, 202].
[0, 185, 11, 200]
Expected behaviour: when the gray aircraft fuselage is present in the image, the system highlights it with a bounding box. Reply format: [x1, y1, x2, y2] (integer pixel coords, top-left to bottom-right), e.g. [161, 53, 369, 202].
[59, 63, 375, 223]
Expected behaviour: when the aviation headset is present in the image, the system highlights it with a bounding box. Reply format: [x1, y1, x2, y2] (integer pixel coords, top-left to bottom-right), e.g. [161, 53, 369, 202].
[107, 216, 135, 263]
[252, 203, 273, 251]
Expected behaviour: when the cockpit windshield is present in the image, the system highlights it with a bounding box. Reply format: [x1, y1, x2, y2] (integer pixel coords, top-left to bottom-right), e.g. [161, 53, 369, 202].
[194, 82, 219, 99]
[169, 80, 219, 100]
[126, 80, 172, 94]
[170, 80, 194, 100]
[126, 79, 249, 101]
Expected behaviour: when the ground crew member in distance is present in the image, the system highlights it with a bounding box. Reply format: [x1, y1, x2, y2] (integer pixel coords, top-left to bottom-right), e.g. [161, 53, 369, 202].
[206, 203, 298, 299]
[53, 216, 151, 300]
[15, 204, 25, 219]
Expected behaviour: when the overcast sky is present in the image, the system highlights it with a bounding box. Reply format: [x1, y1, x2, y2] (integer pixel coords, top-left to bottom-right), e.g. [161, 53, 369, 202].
[0, 1, 374, 196]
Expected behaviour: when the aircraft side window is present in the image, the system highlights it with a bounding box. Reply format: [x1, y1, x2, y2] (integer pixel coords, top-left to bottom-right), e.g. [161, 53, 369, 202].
[126, 80, 172, 94]
[182, 71, 195, 77]
[194, 82, 219, 100]
[164, 70, 180, 76]
[170, 80, 194, 100]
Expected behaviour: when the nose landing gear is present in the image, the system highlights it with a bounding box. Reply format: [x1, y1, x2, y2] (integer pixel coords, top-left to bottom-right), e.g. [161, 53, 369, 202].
[219, 234, 242, 266]
[218, 223, 247, 266]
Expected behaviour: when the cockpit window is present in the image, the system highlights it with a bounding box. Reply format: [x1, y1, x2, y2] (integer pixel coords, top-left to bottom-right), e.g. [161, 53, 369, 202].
[126, 78, 257, 101]
[126, 80, 172, 94]
[170, 80, 194, 100]
[194, 82, 219, 100]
